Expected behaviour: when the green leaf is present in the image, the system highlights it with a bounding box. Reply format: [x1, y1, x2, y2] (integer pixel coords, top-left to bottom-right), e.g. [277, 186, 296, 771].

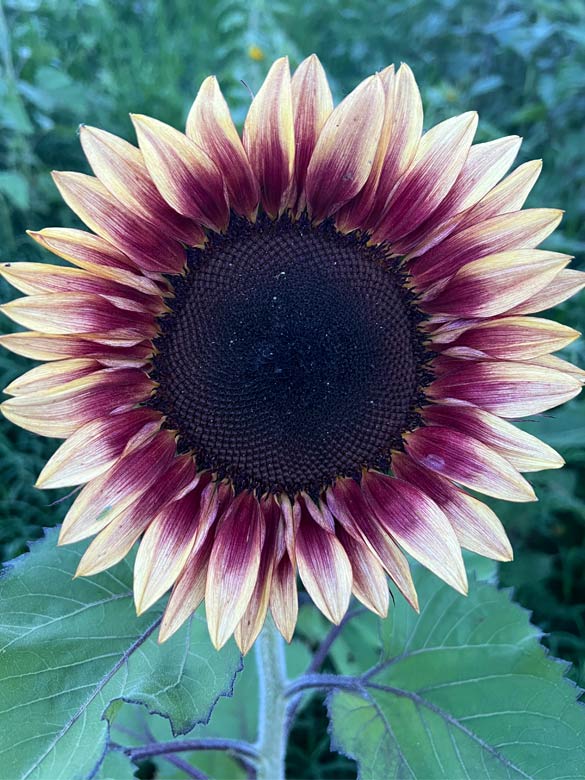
[106, 636, 311, 780]
[0, 527, 241, 780]
[328, 566, 585, 779]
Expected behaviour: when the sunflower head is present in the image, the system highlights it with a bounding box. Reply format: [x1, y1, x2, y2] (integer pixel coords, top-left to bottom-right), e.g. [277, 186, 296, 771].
[1, 55, 583, 653]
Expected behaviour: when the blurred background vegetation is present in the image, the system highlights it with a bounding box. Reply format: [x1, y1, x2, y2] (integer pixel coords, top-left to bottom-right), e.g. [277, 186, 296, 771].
[1, 0, 584, 777]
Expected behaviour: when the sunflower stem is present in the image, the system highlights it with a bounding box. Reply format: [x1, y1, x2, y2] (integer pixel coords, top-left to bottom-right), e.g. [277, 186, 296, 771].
[255, 616, 288, 780]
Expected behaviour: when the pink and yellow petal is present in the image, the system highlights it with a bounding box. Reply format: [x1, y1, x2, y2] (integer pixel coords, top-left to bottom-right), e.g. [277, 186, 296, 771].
[74, 452, 195, 577]
[422, 404, 564, 472]
[131, 114, 228, 232]
[52, 172, 186, 274]
[60, 428, 178, 544]
[326, 477, 418, 610]
[410, 208, 563, 285]
[335, 65, 396, 233]
[529, 354, 585, 384]
[359, 63, 423, 231]
[235, 496, 281, 654]
[243, 57, 295, 219]
[305, 73, 385, 223]
[506, 268, 585, 315]
[187, 76, 259, 219]
[4, 358, 101, 396]
[422, 250, 571, 318]
[269, 552, 298, 642]
[395, 135, 521, 257]
[36, 408, 162, 489]
[361, 470, 467, 594]
[159, 530, 214, 643]
[403, 425, 536, 502]
[288, 54, 333, 215]
[456, 159, 543, 230]
[439, 316, 579, 361]
[0, 331, 152, 366]
[295, 513, 353, 624]
[373, 112, 478, 244]
[79, 125, 205, 245]
[27, 228, 163, 294]
[428, 361, 582, 418]
[337, 525, 389, 617]
[205, 492, 263, 649]
[392, 451, 512, 561]
[0, 292, 157, 340]
[0, 262, 165, 315]
[1, 368, 154, 438]
[133, 484, 206, 615]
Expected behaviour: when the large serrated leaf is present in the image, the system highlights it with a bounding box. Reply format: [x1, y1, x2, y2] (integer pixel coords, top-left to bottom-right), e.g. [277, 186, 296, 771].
[0, 527, 241, 780]
[327, 566, 585, 779]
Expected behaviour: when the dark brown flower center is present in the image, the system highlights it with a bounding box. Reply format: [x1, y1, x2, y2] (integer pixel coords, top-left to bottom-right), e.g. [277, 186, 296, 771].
[151, 215, 430, 497]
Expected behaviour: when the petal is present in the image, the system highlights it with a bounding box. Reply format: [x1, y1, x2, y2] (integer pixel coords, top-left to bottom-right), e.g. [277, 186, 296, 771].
[1, 292, 157, 340]
[395, 135, 522, 257]
[361, 63, 423, 230]
[439, 316, 580, 361]
[1, 368, 154, 438]
[205, 492, 263, 649]
[456, 159, 543, 230]
[428, 361, 582, 417]
[191, 479, 233, 553]
[410, 208, 563, 285]
[530, 354, 585, 384]
[372, 112, 478, 243]
[133, 478, 214, 614]
[295, 513, 353, 624]
[36, 408, 162, 488]
[79, 125, 205, 245]
[335, 65, 396, 233]
[326, 477, 418, 610]
[158, 529, 214, 643]
[60, 428, 178, 544]
[186, 76, 260, 219]
[280, 493, 300, 567]
[243, 57, 295, 219]
[337, 525, 389, 617]
[0, 262, 164, 315]
[4, 358, 101, 396]
[234, 496, 281, 654]
[361, 470, 468, 594]
[288, 54, 333, 214]
[305, 73, 385, 223]
[27, 228, 163, 295]
[52, 172, 187, 274]
[75, 454, 196, 577]
[403, 425, 536, 502]
[422, 250, 571, 318]
[422, 404, 564, 472]
[269, 552, 298, 643]
[507, 268, 585, 315]
[299, 492, 335, 533]
[0, 331, 152, 366]
[131, 114, 228, 232]
[392, 451, 512, 561]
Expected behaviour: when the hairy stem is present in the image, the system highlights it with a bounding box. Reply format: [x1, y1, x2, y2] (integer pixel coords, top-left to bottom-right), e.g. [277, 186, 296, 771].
[255, 616, 288, 780]
[121, 737, 258, 766]
[285, 672, 365, 698]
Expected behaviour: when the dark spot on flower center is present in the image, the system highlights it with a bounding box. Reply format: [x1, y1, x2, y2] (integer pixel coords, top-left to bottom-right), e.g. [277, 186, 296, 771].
[150, 214, 430, 497]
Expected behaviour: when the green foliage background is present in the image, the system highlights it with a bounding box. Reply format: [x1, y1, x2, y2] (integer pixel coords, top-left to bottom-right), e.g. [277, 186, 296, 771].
[1, 0, 584, 777]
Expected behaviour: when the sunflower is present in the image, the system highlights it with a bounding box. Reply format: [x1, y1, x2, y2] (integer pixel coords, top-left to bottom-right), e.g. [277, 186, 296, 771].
[1, 56, 583, 654]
